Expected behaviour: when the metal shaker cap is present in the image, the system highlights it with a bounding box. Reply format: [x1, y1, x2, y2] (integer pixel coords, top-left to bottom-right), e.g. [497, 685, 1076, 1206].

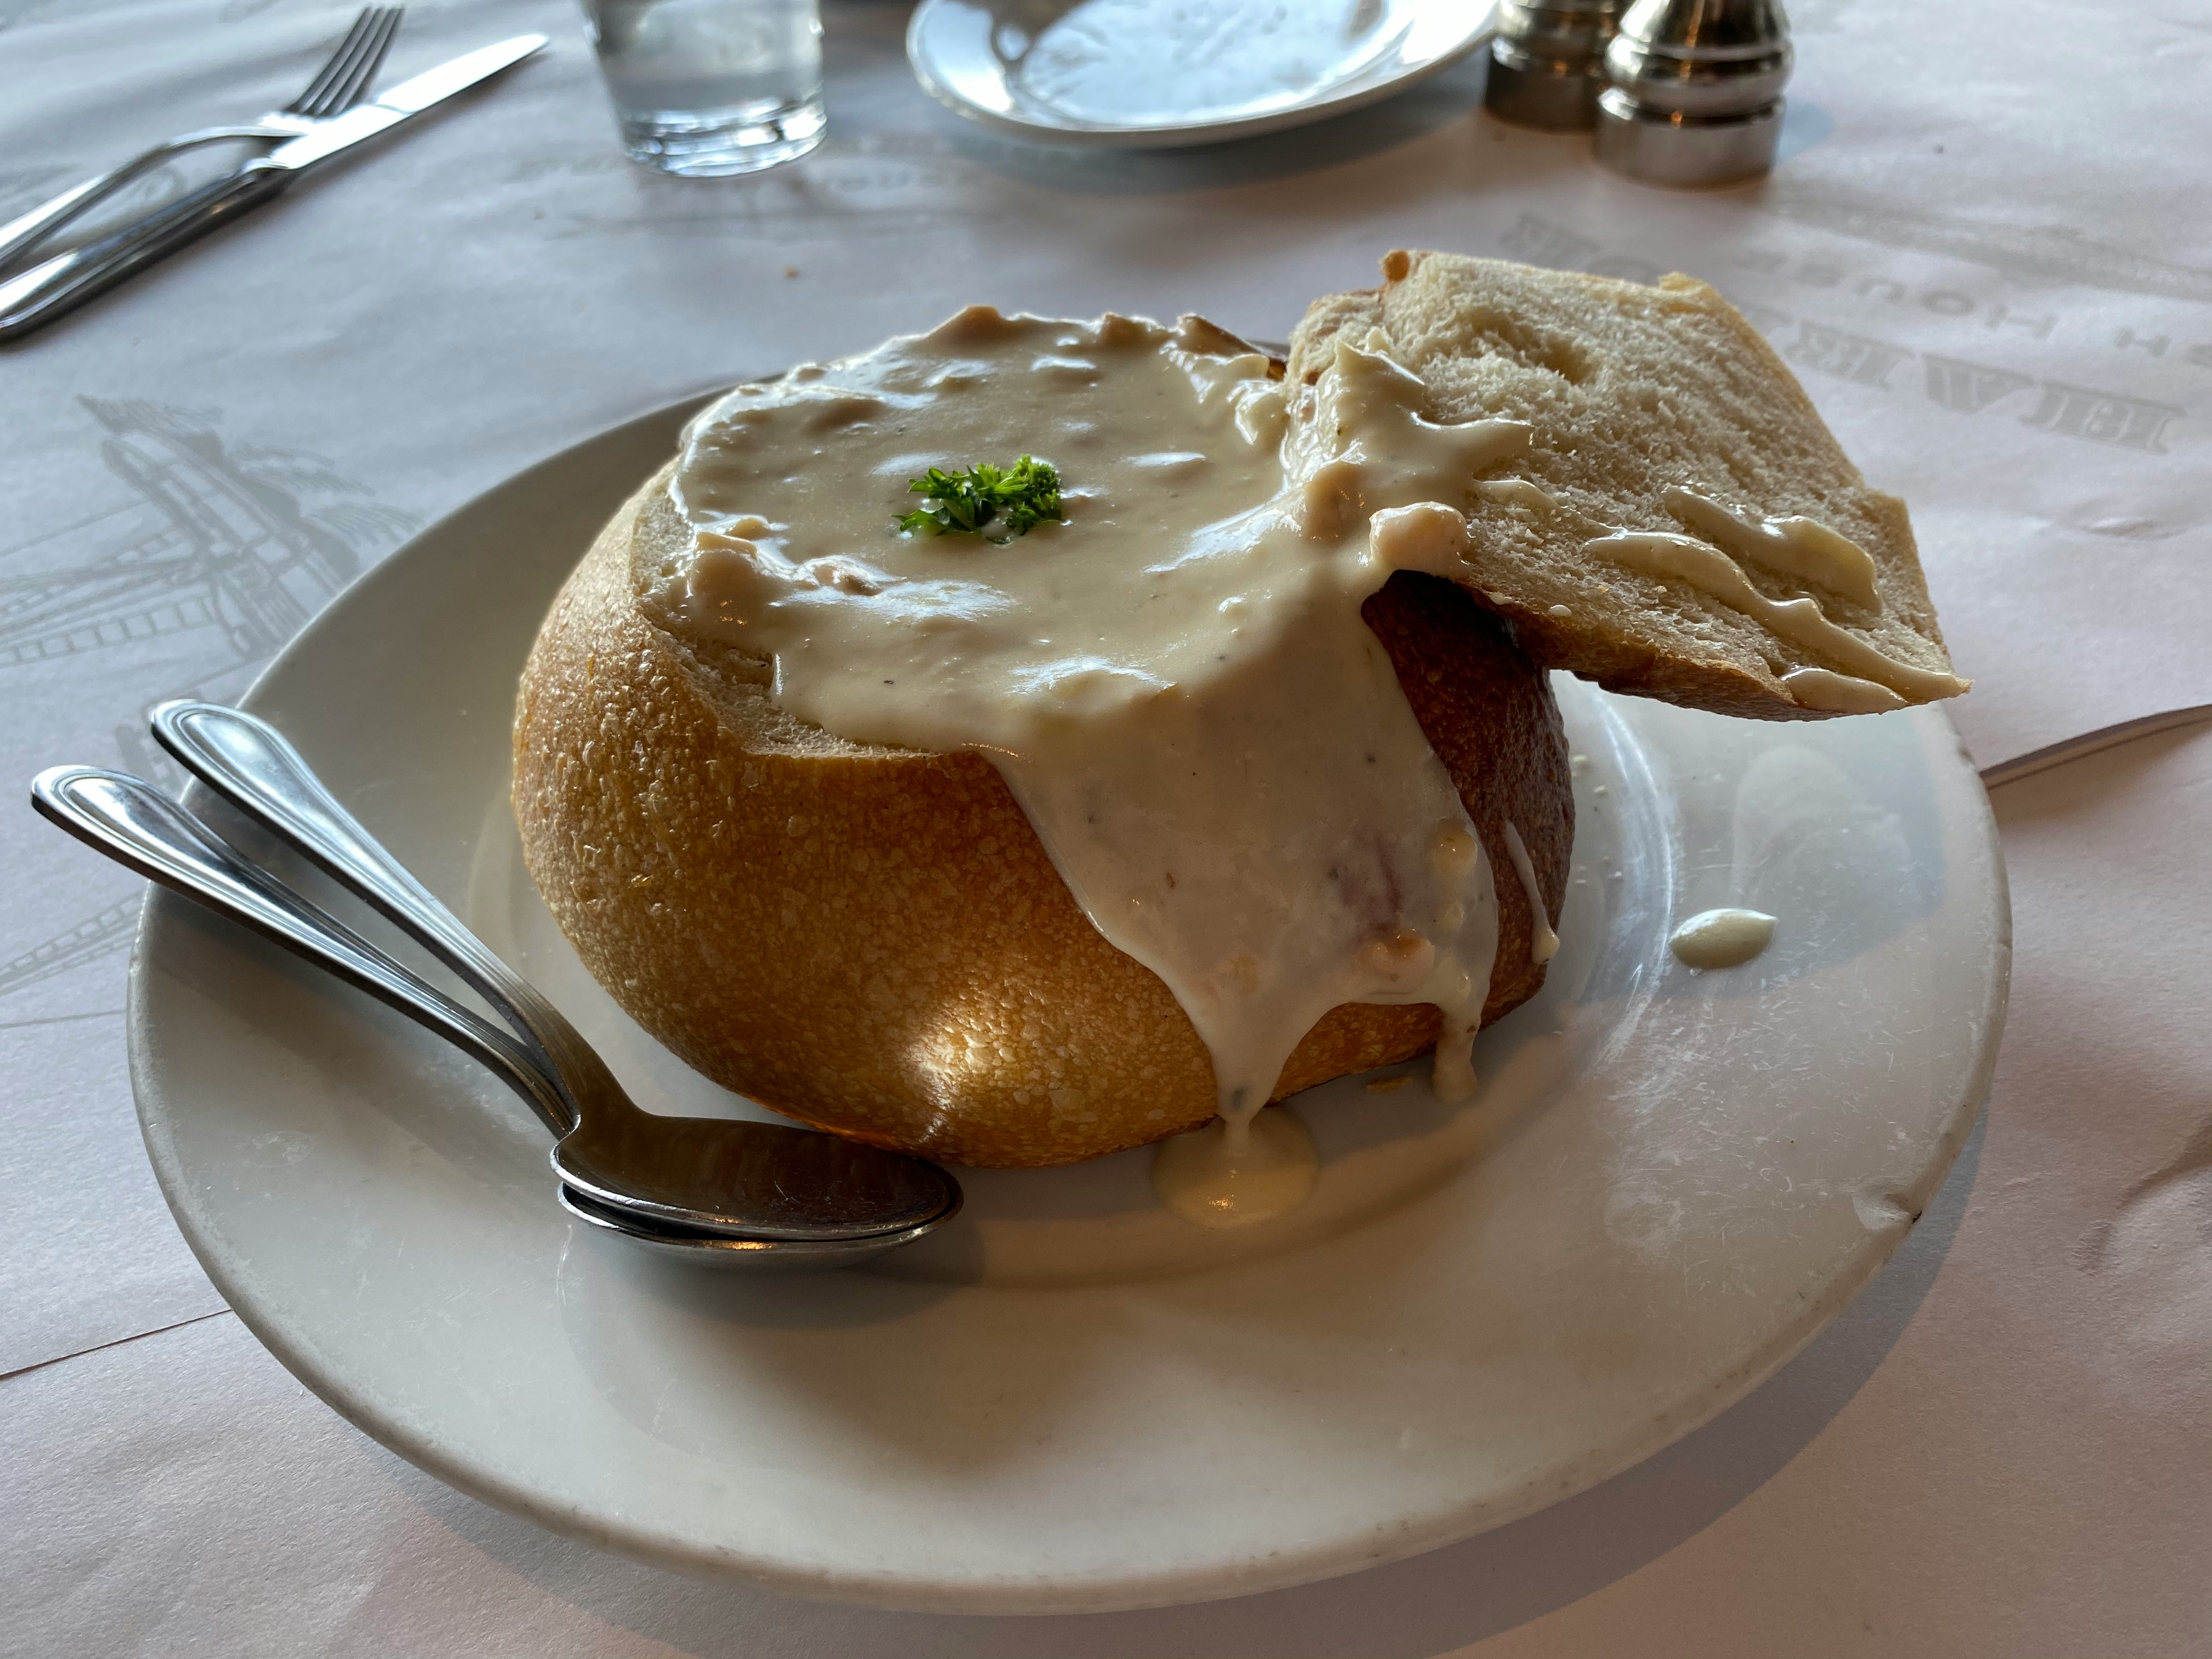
[1594, 0, 1793, 186]
[1483, 0, 1626, 131]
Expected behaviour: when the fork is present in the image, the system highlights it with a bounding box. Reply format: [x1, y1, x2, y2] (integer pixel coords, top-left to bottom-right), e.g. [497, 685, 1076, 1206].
[0, 6, 402, 278]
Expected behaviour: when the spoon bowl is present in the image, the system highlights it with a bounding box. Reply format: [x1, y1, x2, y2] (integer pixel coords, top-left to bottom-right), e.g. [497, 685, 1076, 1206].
[554, 1110, 960, 1241]
[559, 1182, 957, 1269]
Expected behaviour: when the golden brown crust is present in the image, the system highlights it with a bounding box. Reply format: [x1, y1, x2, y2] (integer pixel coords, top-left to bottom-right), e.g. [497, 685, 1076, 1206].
[515, 480, 1572, 1169]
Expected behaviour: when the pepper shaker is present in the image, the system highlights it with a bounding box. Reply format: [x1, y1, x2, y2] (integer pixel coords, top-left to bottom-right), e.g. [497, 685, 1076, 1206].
[1483, 0, 1626, 130]
[1593, 0, 1793, 186]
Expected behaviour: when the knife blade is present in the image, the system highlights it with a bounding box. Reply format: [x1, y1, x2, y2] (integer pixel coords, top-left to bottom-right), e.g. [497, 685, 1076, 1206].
[0, 33, 547, 344]
[257, 33, 548, 171]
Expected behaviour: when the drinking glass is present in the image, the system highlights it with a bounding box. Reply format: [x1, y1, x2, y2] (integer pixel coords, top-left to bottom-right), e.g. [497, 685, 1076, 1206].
[582, 0, 825, 177]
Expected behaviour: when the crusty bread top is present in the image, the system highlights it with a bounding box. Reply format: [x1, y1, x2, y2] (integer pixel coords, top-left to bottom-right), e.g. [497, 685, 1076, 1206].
[1288, 251, 1962, 720]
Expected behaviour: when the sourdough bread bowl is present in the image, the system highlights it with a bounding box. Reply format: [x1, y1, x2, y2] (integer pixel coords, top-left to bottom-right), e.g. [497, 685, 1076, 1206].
[514, 253, 1962, 1171]
[514, 465, 1571, 1169]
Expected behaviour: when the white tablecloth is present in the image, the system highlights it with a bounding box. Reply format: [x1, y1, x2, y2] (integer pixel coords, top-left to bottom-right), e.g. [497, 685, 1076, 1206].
[4, 0, 2207, 1651]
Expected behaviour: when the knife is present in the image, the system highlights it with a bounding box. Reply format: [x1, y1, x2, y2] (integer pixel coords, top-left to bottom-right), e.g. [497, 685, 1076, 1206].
[0, 33, 546, 344]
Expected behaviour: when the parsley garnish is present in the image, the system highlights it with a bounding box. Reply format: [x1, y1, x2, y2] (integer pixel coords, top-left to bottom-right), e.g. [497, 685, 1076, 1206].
[896, 456, 1063, 540]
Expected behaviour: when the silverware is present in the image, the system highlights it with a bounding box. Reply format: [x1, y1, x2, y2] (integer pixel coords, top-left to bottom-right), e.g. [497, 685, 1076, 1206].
[36, 764, 574, 1124]
[557, 1182, 952, 1269]
[1483, 1, 1625, 130]
[145, 700, 963, 1245]
[31, 748, 961, 1271]
[0, 33, 546, 345]
[1978, 702, 2212, 791]
[1593, 0, 1793, 187]
[0, 7, 403, 278]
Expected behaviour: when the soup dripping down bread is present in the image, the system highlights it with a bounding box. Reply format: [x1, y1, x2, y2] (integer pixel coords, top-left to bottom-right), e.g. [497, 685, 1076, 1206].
[515, 468, 1572, 1170]
[514, 259, 1961, 1172]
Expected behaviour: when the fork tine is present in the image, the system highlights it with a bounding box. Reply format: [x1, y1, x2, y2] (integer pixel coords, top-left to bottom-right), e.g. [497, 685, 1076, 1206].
[300, 7, 403, 118]
[319, 7, 404, 115]
[284, 8, 383, 117]
[287, 7, 403, 120]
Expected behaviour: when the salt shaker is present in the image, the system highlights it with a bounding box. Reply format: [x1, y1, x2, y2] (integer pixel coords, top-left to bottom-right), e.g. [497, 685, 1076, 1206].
[1483, 1, 1626, 130]
[1593, 0, 1793, 186]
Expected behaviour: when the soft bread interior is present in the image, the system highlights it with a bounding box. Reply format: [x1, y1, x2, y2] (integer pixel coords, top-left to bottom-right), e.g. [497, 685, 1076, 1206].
[1288, 251, 1962, 720]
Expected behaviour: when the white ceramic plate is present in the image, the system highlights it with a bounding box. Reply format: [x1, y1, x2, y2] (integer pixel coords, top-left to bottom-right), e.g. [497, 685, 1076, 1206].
[907, 0, 1498, 149]
[129, 398, 2008, 1615]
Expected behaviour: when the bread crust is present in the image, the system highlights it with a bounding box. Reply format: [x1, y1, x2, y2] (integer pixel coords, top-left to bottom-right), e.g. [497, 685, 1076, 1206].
[1289, 253, 1961, 720]
[514, 472, 1571, 1169]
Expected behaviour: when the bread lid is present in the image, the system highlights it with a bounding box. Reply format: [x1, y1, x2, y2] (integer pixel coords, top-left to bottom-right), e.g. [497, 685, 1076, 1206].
[1288, 251, 1967, 720]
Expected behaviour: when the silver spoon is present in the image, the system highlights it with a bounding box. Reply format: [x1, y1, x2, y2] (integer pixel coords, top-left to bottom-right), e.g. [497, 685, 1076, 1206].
[32, 765, 960, 1268]
[144, 701, 961, 1245]
[555, 1181, 946, 1269]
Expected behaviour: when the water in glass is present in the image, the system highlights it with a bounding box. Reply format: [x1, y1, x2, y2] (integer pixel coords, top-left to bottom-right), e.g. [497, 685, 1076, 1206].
[584, 0, 825, 176]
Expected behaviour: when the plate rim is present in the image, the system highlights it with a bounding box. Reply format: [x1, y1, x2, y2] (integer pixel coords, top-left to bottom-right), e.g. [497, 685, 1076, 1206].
[124, 393, 2013, 1615]
[905, 0, 1499, 150]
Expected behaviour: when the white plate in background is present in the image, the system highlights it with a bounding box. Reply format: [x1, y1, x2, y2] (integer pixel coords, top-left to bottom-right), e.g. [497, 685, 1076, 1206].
[907, 0, 1498, 149]
[128, 397, 2007, 1613]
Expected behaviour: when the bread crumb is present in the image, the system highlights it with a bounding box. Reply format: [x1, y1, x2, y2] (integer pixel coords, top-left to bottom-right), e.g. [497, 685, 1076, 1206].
[783, 265, 800, 279]
[1365, 1073, 1413, 1093]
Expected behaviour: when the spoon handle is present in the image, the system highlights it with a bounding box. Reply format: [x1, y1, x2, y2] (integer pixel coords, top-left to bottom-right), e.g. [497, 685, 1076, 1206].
[148, 701, 619, 1125]
[31, 766, 571, 1138]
